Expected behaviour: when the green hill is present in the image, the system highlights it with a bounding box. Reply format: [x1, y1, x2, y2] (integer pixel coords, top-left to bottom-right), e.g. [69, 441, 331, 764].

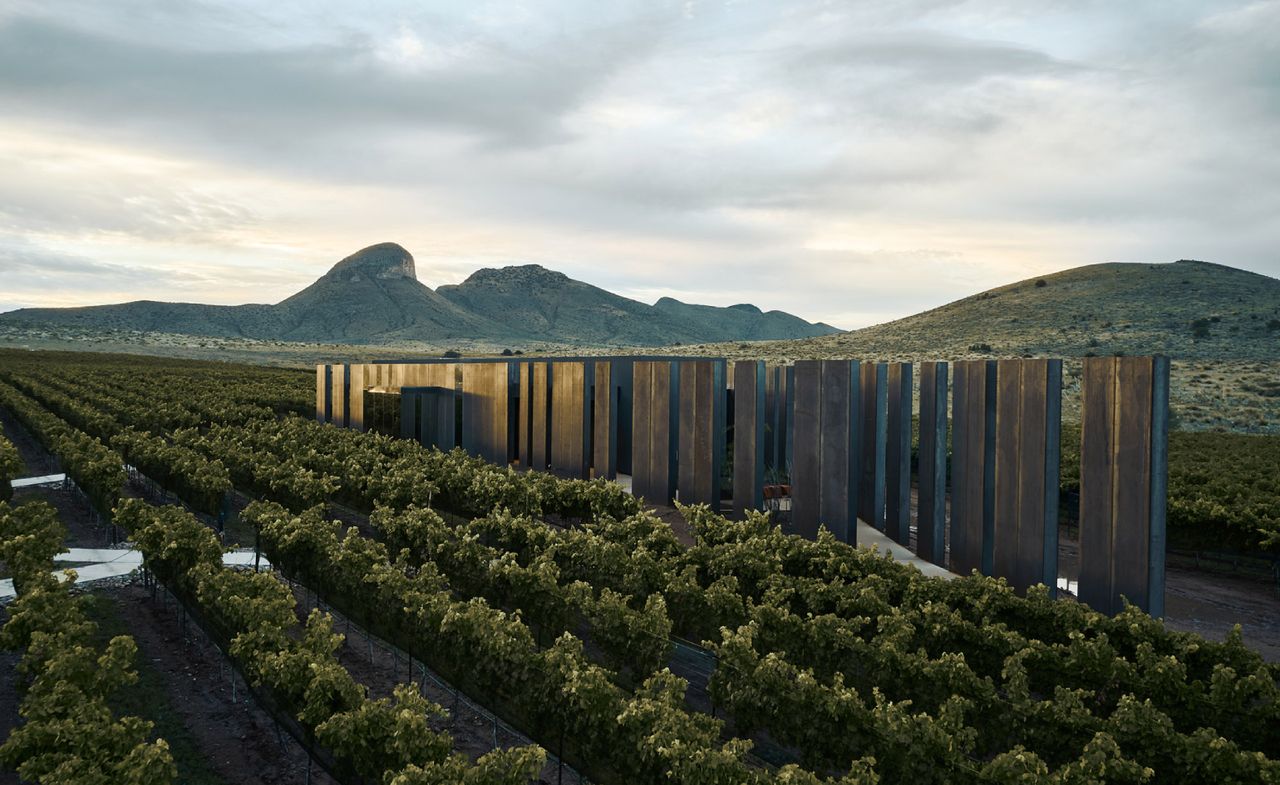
[675, 260, 1280, 432]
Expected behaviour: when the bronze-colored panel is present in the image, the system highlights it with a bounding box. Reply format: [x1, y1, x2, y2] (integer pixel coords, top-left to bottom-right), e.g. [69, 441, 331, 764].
[631, 361, 676, 504]
[460, 363, 510, 465]
[531, 362, 550, 470]
[348, 364, 367, 432]
[950, 360, 994, 574]
[677, 360, 723, 509]
[550, 361, 590, 479]
[330, 364, 347, 428]
[593, 361, 616, 479]
[1015, 360, 1055, 593]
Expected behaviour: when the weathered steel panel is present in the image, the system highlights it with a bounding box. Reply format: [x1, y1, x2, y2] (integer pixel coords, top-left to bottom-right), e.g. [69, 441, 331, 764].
[531, 363, 551, 470]
[1078, 355, 1168, 616]
[993, 360, 1023, 583]
[592, 360, 617, 479]
[315, 365, 330, 423]
[1112, 358, 1154, 612]
[550, 361, 591, 479]
[331, 364, 347, 428]
[631, 361, 678, 505]
[348, 364, 367, 432]
[950, 360, 995, 575]
[885, 362, 912, 545]
[917, 362, 948, 564]
[460, 363, 510, 465]
[676, 360, 725, 510]
[733, 361, 765, 518]
[1078, 356, 1116, 612]
[990, 359, 1061, 594]
[791, 360, 860, 543]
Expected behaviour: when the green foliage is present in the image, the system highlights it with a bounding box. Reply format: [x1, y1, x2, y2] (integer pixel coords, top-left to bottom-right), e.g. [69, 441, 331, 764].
[0, 422, 21, 502]
[0, 498, 176, 784]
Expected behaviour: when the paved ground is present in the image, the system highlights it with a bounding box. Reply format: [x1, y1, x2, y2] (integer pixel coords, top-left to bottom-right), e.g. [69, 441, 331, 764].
[0, 548, 268, 601]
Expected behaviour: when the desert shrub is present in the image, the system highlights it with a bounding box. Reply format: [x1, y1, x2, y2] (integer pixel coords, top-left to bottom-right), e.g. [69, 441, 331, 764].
[1190, 318, 1211, 339]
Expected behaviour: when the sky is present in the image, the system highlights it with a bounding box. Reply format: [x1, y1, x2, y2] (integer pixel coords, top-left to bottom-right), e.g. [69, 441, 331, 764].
[0, 0, 1277, 330]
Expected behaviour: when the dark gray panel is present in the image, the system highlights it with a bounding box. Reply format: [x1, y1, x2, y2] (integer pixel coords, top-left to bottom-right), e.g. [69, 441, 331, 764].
[916, 362, 948, 564]
[315, 365, 327, 423]
[733, 360, 765, 518]
[819, 360, 859, 543]
[518, 362, 531, 467]
[783, 365, 795, 477]
[400, 390, 417, 440]
[857, 363, 888, 528]
[885, 362, 912, 545]
[1147, 356, 1169, 619]
[614, 359, 635, 476]
[790, 360, 822, 539]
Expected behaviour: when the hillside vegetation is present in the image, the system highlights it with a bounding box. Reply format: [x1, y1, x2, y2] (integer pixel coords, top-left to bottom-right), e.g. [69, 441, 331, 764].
[675, 260, 1280, 432]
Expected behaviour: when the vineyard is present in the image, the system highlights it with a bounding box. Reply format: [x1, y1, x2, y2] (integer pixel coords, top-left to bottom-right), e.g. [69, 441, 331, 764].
[0, 349, 1277, 784]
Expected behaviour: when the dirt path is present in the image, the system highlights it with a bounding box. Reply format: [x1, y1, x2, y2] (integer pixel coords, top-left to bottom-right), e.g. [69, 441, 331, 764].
[95, 582, 336, 785]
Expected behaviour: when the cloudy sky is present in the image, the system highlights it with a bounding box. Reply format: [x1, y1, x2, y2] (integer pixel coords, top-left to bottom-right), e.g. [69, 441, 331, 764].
[0, 0, 1276, 328]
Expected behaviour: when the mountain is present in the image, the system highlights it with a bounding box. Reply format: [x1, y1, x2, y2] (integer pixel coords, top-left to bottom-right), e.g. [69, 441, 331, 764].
[0, 243, 838, 346]
[435, 264, 838, 345]
[685, 259, 1280, 362]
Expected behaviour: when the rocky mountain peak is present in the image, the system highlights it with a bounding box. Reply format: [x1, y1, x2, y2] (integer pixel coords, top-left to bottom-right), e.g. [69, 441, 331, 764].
[458, 264, 571, 288]
[324, 242, 416, 283]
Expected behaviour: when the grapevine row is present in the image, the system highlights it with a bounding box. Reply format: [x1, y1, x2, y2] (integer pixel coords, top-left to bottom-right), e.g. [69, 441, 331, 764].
[112, 498, 549, 785]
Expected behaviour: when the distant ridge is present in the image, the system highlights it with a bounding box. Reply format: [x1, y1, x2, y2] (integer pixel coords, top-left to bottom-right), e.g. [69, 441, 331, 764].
[689, 259, 1280, 362]
[0, 243, 839, 346]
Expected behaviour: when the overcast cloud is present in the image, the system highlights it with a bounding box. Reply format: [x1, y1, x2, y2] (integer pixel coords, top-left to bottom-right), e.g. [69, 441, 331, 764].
[0, 0, 1276, 328]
